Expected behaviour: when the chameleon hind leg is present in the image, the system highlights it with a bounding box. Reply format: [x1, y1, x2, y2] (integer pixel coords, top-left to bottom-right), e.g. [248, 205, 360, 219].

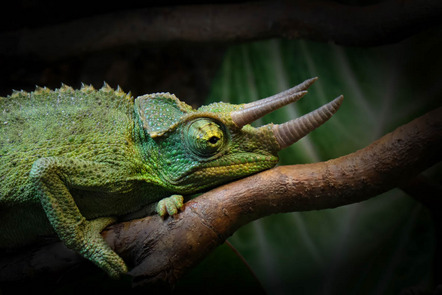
[29, 157, 128, 278]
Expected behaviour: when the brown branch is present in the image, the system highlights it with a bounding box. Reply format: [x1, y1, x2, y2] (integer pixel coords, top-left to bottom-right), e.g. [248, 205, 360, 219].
[1, 107, 441, 286]
[1, 0, 441, 61]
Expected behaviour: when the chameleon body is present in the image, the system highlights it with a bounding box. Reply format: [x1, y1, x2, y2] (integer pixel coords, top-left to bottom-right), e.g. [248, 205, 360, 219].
[0, 79, 342, 277]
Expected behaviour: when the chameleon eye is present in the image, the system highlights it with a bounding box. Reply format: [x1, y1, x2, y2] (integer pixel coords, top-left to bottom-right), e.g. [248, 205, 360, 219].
[208, 136, 219, 144]
[185, 118, 226, 157]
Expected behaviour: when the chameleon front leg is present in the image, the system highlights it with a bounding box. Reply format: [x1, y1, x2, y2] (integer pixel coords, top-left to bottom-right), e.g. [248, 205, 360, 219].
[156, 194, 184, 217]
[29, 157, 127, 278]
[120, 194, 184, 221]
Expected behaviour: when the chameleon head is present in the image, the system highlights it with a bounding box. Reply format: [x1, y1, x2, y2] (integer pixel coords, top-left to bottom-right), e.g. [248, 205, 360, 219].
[134, 77, 343, 193]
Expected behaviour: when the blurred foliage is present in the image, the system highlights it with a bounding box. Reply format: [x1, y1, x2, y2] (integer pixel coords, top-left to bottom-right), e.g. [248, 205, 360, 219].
[205, 32, 441, 294]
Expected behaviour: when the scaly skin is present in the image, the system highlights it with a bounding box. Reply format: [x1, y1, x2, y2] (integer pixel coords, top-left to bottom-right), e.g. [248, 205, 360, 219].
[0, 84, 280, 277]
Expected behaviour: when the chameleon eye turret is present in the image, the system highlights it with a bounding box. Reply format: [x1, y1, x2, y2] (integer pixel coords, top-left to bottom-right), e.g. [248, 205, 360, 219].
[184, 118, 227, 158]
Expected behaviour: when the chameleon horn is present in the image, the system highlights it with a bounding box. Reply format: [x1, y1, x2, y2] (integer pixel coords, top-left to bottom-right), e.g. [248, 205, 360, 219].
[231, 90, 308, 128]
[273, 95, 344, 149]
[244, 77, 318, 109]
[230, 77, 318, 129]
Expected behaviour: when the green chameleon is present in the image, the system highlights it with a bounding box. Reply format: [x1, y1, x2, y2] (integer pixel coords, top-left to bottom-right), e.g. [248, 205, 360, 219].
[0, 78, 342, 278]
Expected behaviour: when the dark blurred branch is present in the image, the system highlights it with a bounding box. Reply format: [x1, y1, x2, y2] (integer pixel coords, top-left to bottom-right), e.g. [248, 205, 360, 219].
[1, 0, 441, 61]
[400, 175, 442, 210]
[1, 107, 440, 286]
[400, 176, 442, 286]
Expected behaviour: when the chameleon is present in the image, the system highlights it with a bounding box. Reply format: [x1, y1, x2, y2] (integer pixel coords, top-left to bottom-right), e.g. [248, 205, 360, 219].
[0, 77, 343, 278]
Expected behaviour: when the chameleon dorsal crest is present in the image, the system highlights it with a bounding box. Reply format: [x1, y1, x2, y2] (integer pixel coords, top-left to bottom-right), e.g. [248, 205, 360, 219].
[135, 92, 194, 138]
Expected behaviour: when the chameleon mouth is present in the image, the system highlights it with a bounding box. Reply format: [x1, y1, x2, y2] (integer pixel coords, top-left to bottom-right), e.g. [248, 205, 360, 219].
[194, 158, 277, 178]
[169, 154, 278, 189]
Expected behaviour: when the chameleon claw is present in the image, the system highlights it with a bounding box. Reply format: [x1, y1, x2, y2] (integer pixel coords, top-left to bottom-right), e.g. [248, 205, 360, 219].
[156, 195, 184, 217]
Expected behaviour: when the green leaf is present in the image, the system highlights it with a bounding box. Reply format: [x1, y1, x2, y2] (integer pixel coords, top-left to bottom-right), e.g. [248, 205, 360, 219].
[206, 36, 440, 294]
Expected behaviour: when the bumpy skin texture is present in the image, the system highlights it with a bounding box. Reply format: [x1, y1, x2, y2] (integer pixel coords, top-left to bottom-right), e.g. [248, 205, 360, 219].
[0, 85, 280, 277]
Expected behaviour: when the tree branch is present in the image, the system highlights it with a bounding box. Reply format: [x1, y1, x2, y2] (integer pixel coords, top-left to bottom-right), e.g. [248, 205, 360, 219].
[1, 0, 441, 61]
[1, 107, 441, 286]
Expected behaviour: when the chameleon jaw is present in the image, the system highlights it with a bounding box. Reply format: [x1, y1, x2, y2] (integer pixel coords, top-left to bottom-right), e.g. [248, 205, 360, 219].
[165, 154, 278, 193]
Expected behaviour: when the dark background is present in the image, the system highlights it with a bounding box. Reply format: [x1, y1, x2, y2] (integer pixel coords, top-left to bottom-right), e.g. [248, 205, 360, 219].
[1, 1, 441, 294]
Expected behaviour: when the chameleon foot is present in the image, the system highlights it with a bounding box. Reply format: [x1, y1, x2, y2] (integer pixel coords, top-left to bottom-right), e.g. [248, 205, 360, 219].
[67, 217, 128, 278]
[156, 195, 184, 217]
